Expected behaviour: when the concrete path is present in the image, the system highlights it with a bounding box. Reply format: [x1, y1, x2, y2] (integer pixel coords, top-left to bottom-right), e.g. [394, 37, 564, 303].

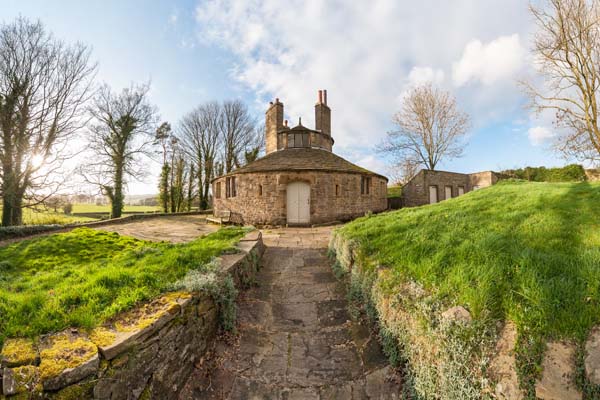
[180, 227, 402, 399]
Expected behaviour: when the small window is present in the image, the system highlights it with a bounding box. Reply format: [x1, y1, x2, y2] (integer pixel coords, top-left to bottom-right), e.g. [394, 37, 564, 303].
[226, 177, 237, 198]
[258, 184, 263, 196]
[288, 132, 310, 148]
[473, 185, 481, 191]
[361, 176, 371, 195]
[335, 184, 340, 196]
[216, 182, 221, 199]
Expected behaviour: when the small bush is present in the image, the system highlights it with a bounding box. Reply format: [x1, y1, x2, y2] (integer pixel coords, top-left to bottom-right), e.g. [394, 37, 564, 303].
[63, 203, 73, 215]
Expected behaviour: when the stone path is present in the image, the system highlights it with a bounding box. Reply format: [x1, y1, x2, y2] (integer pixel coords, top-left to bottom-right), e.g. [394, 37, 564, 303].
[95, 215, 217, 243]
[180, 227, 402, 399]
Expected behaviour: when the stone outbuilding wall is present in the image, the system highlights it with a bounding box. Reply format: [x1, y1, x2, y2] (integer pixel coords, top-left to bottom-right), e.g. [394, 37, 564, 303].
[212, 171, 388, 226]
[402, 169, 499, 207]
[0, 231, 264, 400]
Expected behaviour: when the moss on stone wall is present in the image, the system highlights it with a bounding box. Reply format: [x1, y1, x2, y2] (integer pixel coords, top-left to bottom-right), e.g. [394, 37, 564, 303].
[38, 333, 97, 381]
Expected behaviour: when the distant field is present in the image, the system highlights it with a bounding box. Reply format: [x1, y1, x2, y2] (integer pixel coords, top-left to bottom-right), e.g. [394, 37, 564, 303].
[72, 204, 159, 213]
[0, 203, 160, 226]
[387, 185, 402, 198]
[1, 208, 96, 226]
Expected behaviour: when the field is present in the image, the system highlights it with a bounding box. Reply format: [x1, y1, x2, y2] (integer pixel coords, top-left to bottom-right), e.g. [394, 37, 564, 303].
[0, 226, 246, 346]
[337, 180, 600, 393]
[71, 204, 159, 213]
[7, 208, 97, 225]
[0, 203, 161, 226]
[387, 185, 402, 198]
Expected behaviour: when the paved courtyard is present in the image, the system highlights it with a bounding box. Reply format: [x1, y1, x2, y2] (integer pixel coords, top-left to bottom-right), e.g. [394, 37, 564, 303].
[95, 214, 217, 243]
[180, 227, 402, 399]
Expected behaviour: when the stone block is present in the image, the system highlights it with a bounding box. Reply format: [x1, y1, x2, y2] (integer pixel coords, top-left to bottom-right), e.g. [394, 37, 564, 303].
[535, 341, 581, 400]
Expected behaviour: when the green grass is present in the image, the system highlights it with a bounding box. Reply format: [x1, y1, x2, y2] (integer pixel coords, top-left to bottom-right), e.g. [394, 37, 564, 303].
[71, 204, 159, 213]
[339, 180, 600, 343]
[0, 226, 246, 345]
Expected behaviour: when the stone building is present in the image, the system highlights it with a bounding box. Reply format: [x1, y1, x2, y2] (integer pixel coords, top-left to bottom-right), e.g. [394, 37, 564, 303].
[402, 169, 499, 207]
[212, 90, 388, 226]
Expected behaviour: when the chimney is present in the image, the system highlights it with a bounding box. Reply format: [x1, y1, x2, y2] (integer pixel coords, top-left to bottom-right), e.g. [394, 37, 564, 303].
[315, 89, 331, 136]
[265, 98, 284, 154]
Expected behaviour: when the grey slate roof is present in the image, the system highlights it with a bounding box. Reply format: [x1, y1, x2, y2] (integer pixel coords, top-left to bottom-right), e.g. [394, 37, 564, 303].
[217, 148, 388, 180]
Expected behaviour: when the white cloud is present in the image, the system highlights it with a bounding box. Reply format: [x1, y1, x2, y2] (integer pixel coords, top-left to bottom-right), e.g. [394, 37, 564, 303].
[452, 34, 525, 87]
[169, 10, 178, 25]
[194, 0, 532, 151]
[528, 126, 554, 146]
[407, 67, 445, 86]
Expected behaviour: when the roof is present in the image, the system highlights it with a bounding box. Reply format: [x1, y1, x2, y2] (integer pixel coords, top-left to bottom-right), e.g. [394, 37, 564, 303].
[214, 148, 388, 181]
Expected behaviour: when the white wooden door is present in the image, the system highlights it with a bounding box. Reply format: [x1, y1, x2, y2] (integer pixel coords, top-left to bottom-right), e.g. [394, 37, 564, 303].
[429, 186, 438, 204]
[287, 182, 310, 224]
[445, 186, 452, 200]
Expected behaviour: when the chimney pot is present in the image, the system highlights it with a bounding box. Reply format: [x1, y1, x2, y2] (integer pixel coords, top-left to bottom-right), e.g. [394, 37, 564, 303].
[318, 90, 323, 104]
[284, 119, 288, 127]
[323, 90, 327, 105]
[269, 101, 273, 105]
[275, 97, 279, 103]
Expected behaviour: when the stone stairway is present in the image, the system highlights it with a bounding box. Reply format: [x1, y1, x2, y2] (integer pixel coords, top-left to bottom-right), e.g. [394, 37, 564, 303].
[180, 227, 401, 399]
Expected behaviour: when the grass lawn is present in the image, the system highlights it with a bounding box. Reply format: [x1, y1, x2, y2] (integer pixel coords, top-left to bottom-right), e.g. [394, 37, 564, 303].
[72, 204, 159, 213]
[0, 226, 246, 347]
[339, 180, 600, 344]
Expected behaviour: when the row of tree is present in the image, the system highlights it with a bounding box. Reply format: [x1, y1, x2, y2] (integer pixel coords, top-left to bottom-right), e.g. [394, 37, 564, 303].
[382, 0, 600, 185]
[0, 18, 261, 226]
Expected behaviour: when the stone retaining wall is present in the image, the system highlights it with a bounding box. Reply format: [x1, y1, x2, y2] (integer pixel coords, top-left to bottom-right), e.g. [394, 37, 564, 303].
[0, 231, 264, 400]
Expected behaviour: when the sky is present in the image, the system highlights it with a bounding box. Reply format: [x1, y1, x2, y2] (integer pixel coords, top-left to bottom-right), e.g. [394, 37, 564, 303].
[2, 0, 569, 195]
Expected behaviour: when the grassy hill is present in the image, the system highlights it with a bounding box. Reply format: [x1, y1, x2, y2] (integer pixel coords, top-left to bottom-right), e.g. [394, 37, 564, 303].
[335, 180, 600, 395]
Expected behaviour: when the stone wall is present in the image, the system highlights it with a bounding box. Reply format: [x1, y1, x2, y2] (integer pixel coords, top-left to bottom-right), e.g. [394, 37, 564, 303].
[402, 170, 498, 207]
[212, 171, 388, 226]
[0, 231, 264, 400]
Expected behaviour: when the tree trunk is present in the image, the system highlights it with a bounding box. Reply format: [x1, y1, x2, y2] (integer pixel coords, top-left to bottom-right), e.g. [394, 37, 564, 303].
[10, 196, 23, 226]
[112, 163, 124, 219]
[2, 194, 13, 226]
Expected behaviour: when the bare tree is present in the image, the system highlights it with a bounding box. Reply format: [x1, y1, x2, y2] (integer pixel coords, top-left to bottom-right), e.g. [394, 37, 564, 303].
[178, 103, 220, 210]
[221, 100, 258, 173]
[380, 84, 470, 171]
[0, 17, 96, 226]
[85, 83, 158, 218]
[525, 0, 600, 163]
[388, 157, 421, 185]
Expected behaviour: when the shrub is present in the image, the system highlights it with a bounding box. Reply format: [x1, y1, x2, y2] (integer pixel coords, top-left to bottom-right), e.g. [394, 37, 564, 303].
[63, 203, 73, 215]
[501, 164, 586, 182]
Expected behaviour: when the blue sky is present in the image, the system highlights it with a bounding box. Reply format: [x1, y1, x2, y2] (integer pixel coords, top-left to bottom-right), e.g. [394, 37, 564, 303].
[2, 0, 568, 194]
